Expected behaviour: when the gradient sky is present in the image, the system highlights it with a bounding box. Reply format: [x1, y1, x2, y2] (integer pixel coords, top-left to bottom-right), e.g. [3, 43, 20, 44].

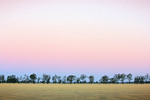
[0, 0, 150, 78]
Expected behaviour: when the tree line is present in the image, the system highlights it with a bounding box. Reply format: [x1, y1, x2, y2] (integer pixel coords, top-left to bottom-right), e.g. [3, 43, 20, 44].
[0, 73, 150, 84]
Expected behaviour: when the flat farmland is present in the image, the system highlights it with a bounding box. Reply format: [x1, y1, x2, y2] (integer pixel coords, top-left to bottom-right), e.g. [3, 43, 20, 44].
[0, 84, 150, 100]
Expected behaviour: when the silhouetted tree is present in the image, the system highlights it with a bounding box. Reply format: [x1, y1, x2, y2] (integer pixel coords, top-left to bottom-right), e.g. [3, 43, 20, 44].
[114, 74, 121, 83]
[52, 75, 58, 83]
[134, 76, 145, 84]
[30, 73, 37, 84]
[19, 76, 23, 83]
[7, 75, 18, 83]
[1, 73, 150, 84]
[139, 76, 145, 84]
[127, 73, 132, 83]
[76, 77, 80, 84]
[42, 74, 46, 83]
[0, 75, 5, 83]
[62, 76, 67, 84]
[37, 77, 41, 83]
[110, 78, 116, 83]
[80, 74, 87, 83]
[57, 76, 61, 84]
[145, 73, 149, 83]
[134, 76, 140, 83]
[120, 73, 126, 84]
[22, 74, 29, 83]
[96, 81, 99, 84]
[89, 75, 94, 84]
[47, 76, 51, 84]
[42, 74, 50, 84]
[67, 75, 76, 84]
[100, 75, 109, 83]
[16, 77, 20, 83]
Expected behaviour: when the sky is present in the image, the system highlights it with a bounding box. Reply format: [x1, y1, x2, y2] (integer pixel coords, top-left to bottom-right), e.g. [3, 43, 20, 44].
[0, 0, 150, 79]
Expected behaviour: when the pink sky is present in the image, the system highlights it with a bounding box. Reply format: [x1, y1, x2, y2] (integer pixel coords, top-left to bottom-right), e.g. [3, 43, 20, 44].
[0, 0, 150, 76]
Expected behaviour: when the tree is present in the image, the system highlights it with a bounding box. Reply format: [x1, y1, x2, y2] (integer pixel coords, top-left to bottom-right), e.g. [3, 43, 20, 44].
[57, 76, 61, 84]
[134, 76, 145, 84]
[30, 73, 37, 84]
[0, 75, 5, 83]
[144, 73, 149, 83]
[114, 74, 121, 83]
[149, 76, 150, 83]
[67, 75, 76, 84]
[134, 76, 140, 83]
[80, 74, 87, 83]
[76, 77, 80, 84]
[42, 74, 50, 84]
[127, 73, 132, 83]
[47, 76, 51, 84]
[89, 75, 94, 84]
[52, 75, 58, 83]
[120, 73, 126, 84]
[37, 77, 41, 83]
[7, 75, 18, 83]
[62, 76, 67, 84]
[139, 76, 145, 84]
[23, 74, 29, 83]
[100, 75, 109, 83]
[110, 78, 116, 83]
[19, 76, 23, 83]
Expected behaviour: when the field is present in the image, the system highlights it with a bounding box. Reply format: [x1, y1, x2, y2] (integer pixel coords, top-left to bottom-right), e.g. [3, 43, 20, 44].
[0, 84, 150, 100]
